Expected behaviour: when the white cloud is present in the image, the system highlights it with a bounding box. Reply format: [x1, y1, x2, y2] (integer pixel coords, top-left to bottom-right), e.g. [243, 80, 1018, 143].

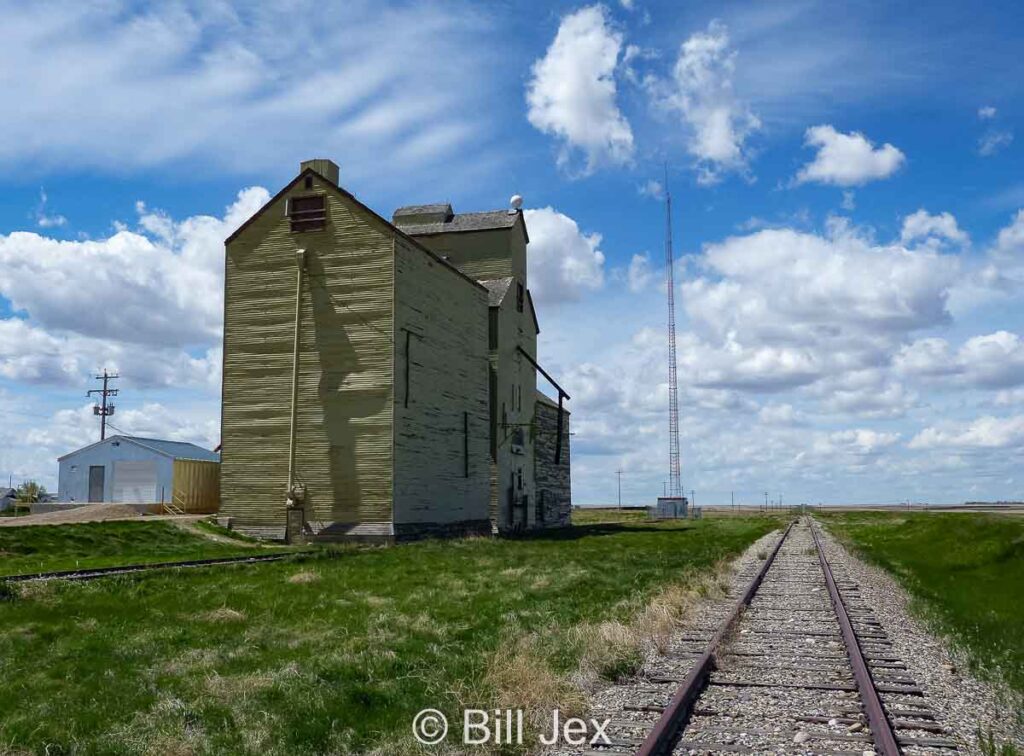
[0, 2, 495, 180]
[0, 318, 223, 390]
[795, 125, 905, 187]
[526, 5, 634, 174]
[638, 179, 664, 199]
[627, 253, 654, 292]
[524, 207, 606, 303]
[657, 21, 760, 184]
[900, 209, 969, 248]
[979, 130, 1013, 157]
[758, 403, 799, 426]
[841, 191, 856, 211]
[685, 223, 957, 344]
[896, 331, 1024, 389]
[34, 189, 67, 228]
[978, 106, 997, 119]
[0, 187, 268, 350]
[0, 188, 265, 390]
[909, 415, 1024, 450]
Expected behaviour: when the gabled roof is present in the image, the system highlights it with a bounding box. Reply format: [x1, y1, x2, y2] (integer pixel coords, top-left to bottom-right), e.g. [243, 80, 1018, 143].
[395, 209, 529, 242]
[479, 277, 514, 307]
[478, 277, 540, 333]
[224, 167, 486, 294]
[58, 435, 219, 462]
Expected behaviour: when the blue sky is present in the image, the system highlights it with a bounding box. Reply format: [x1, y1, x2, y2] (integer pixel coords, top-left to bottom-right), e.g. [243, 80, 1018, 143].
[1, 0, 1023, 505]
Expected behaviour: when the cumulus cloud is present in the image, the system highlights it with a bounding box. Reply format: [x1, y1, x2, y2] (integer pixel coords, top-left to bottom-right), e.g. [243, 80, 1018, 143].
[909, 415, 1024, 449]
[978, 106, 997, 119]
[526, 5, 634, 174]
[0, 188, 265, 389]
[900, 209, 969, 248]
[795, 125, 905, 186]
[655, 21, 759, 184]
[684, 222, 957, 344]
[896, 331, 1024, 388]
[627, 253, 655, 292]
[0, 187, 268, 350]
[524, 207, 606, 303]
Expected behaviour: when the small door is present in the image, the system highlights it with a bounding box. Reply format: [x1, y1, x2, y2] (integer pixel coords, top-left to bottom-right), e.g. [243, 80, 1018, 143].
[88, 466, 105, 502]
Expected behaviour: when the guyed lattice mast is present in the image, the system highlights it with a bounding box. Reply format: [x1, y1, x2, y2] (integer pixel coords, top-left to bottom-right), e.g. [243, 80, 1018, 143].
[664, 172, 682, 498]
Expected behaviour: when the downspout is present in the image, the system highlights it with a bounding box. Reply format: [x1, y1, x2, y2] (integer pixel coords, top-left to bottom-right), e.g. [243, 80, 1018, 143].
[285, 249, 307, 541]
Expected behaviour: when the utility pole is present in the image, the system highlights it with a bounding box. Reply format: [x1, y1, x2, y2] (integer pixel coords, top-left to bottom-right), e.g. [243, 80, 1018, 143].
[87, 370, 119, 440]
[616, 469, 624, 509]
[764, 491, 769, 512]
[690, 489, 695, 508]
[731, 490, 734, 514]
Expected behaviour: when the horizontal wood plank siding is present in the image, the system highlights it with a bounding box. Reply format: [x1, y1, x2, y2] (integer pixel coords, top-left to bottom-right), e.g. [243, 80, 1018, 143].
[392, 237, 490, 525]
[221, 175, 394, 533]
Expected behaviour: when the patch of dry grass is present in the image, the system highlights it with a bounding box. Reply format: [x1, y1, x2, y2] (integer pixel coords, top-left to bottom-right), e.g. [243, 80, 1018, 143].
[482, 560, 736, 729]
[287, 570, 320, 584]
[198, 607, 246, 623]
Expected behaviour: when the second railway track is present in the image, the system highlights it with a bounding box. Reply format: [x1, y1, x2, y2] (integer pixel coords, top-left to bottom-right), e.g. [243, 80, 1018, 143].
[567, 518, 961, 756]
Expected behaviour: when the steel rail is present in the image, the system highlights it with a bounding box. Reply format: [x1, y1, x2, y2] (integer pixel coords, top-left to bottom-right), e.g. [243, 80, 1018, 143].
[637, 520, 796, 756]
[1, 552, 306, 584]
[811, 524, 901, 756]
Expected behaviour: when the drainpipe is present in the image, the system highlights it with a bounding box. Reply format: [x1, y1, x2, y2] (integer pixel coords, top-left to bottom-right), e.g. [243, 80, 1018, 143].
[286, 249, 306, 539]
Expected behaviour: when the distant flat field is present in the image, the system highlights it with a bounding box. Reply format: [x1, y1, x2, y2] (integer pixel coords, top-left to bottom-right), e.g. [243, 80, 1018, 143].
[821, 511, 1024, 696]
[0, 515, 780, 754]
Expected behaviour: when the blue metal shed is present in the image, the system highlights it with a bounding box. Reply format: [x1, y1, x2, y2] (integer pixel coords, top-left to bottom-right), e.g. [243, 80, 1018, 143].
[57, 436, 218, 504]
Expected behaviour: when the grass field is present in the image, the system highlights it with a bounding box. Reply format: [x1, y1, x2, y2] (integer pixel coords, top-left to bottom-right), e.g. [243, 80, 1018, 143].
[821, 511, 1024, 697]
[0, 515, 779, 754]
[0, 520, 284, 578]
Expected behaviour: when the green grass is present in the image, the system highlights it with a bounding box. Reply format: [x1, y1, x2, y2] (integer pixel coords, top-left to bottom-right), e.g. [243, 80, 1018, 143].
[821, 511, 1024, 696]
[571, 506, 649, 524]
[0, 520, 288, 577]
[0, 516, 779, 754]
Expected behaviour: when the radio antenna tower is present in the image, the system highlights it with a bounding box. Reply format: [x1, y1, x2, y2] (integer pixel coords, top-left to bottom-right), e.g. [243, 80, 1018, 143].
[664, 166, 682, 498]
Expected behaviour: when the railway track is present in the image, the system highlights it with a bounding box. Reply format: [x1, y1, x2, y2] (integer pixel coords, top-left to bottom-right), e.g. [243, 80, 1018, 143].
[570, 519, 960, 756]
[1, 552, 304, 584]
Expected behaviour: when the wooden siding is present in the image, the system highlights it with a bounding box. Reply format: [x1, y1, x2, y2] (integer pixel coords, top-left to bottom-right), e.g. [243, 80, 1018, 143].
[489, 291, 538, 532]
[171, 459, 220, 514]
[412, 225, 527, 285]
[221, 174, 394, 533]
[392, 237, 491, 525]
[534, 398, 571, 527]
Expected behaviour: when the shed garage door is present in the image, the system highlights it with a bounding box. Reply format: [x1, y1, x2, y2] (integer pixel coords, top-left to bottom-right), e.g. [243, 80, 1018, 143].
[112, 460, 158, 503]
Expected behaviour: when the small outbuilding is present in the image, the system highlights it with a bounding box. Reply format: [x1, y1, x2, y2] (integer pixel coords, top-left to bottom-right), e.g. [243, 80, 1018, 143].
[57, 436, 220, 513]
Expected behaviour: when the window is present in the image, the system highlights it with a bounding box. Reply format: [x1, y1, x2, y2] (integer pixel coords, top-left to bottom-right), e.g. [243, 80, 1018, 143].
[516, 281, 524, 312]
[287, 194, 326, 232]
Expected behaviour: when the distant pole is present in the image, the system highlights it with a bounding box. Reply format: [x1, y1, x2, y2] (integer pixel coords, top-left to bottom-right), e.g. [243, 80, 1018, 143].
[731, 490, 734, 514]
[764, 491, 769, 512]
[616, 469, 623, 509]
[87, 370, 119, 441]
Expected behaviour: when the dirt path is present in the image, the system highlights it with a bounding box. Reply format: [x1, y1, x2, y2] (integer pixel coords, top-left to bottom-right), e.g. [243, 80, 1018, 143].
[0, 504, 211, 528]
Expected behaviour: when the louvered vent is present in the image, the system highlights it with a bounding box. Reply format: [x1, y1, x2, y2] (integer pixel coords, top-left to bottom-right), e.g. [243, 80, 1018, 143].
[287, 195, 326, 232]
